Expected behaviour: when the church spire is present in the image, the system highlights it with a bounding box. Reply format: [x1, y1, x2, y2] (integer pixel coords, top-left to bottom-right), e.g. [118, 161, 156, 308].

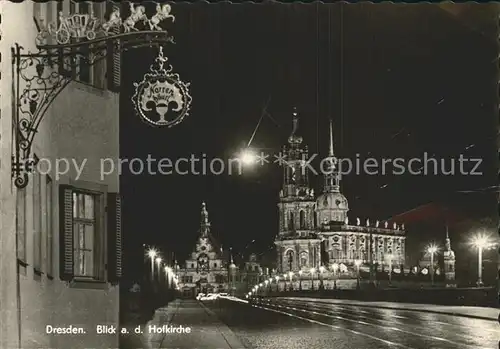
[200, 202, 210, 237]
[329, 119, 335, 157]
[323, 119, 340, 193]
[287, 107, 303, 146]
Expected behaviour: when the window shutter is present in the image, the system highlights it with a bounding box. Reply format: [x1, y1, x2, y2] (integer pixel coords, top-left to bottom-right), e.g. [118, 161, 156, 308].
[107, 192, 122, 284]
[106, 2, 122, 92]
[59, 184, 74, 281]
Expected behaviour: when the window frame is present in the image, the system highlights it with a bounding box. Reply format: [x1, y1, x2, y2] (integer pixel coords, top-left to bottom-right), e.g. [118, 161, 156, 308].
[46, 175, 54, 278]
[71, 188, 105, 281]
[33, 156, 43, 274]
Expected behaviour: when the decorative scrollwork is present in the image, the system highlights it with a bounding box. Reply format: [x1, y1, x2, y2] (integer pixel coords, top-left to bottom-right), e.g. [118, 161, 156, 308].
[12, 3, 177, 188]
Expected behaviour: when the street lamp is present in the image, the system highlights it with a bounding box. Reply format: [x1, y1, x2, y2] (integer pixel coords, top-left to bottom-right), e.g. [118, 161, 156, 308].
[386, 254, 394, 285]
[288, 272, 294, 291]
[310, 267, 316, 290]
[155, 257, 162, 283]
[332, 263, 339, 289]
[147, 248, 158, 281]
[164, 266, 172, 288]
[319, 266, 325, 290]
[426, 244, 438, 286]
[238, 148, 259, 166]
[354, 260, 362, 289]
[471, 234, 494, 287]
[298, 270, 303, 290]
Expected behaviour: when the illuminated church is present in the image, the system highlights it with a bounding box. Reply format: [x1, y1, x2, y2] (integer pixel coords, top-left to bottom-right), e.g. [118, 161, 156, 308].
[274, 109, 407, 289]
[176, 202, 263, 297]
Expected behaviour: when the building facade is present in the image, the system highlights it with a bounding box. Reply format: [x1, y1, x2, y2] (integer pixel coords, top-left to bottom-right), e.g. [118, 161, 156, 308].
[0, 2, 122, 348]
[274, 110, 406, 289]
[177, 203, 263, 297]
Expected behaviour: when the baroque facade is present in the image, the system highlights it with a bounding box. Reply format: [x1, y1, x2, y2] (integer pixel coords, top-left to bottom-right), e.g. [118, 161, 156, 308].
[0, 2, 122, 349]
[274, 110, 406, 288]
[177, 203, 263, 297]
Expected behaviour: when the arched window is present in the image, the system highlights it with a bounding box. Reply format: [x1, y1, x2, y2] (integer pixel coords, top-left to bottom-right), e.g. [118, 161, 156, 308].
[286, 250, 294, 271]
[300, 210, 306, 229]
[300, 251, 308, 268]
[289, 212, 295, 230]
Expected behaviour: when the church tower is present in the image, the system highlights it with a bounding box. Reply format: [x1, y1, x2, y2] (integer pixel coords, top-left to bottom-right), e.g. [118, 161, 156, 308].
[443, 226, 456, 286]
[200, 202, 210, 237]
[315, 120, 349, 225]
[275, 108, 320, 274]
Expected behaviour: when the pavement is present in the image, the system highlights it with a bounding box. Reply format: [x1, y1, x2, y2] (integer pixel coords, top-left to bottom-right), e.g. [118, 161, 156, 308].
[137, 296, 499, 349]
[278, 297, 499, 321]
[203, 297, 499, 349]
[144, 298, 247, 349]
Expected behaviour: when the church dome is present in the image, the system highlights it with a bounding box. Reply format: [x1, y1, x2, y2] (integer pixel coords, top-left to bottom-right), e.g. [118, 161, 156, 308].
[316, 192, 349, 210]
[316, 192, 349, 224]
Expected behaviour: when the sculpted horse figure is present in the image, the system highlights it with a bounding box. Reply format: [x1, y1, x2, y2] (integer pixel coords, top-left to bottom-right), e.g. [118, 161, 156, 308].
[102, 8, 122, 33]
[148, 4, 175, 31]
[123, 4, 147, 33]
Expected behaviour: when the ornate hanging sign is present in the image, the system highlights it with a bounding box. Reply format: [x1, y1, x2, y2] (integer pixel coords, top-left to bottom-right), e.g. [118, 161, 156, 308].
[131, 46, 192, 127]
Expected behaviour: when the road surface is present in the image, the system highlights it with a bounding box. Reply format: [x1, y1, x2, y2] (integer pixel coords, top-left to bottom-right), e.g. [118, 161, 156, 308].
[203, 297, 498, 349]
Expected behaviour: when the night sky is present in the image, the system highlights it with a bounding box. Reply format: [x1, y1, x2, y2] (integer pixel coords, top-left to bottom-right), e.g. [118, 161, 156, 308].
[119, 3, 498, 282]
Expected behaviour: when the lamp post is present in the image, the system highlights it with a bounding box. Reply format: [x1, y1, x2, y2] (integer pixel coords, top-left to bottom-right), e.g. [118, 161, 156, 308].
[164, 266, 172, 289]
[426, 244, 438, 286]
[471, 234, 494, 287]
[310, 268, 316, 290]
[275, 275, 280, 292]
[288, 272, 294, 291]
[354, 260, 362, 289]
[319, 266, 325, 290]
[264, 280, 269, 295]
[155, 257, 162, 283]
[147, 248, 157, 281]
[332, 263, 338, 289]
[298, 270, 303, 290]
[386, 254, 394, 285]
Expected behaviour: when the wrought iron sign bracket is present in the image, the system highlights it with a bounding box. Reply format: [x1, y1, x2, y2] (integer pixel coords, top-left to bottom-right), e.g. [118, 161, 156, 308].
[11, 3, 176, 189]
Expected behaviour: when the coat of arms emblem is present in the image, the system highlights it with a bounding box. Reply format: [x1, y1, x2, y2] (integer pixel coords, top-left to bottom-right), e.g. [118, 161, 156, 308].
[132, 46, 192, 127]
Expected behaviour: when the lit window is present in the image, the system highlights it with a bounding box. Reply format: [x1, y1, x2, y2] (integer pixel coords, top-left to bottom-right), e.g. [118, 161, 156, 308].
[73, 192, 96, 277]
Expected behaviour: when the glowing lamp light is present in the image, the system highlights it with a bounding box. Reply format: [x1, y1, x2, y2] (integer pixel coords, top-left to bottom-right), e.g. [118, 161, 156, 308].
[354, 260, 362, 267]
[471, 233, 493, 249]
[421, 268, 428, 275]
[332, 263, 339, 271]
[299, 270, 303, 275]
[319, 266, 325, 273]
[147, 248, 157, 259]
[310, 267, 316, 274]
[239, 148, 257, 166]
[155, 257, 162, 264]
[427, 244, 438, 254]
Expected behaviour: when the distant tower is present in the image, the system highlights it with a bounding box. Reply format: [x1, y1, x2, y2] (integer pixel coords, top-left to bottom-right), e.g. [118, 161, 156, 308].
[443, 226, 456, 286]
[200, 202, 210, 237]
[315, 120, 349, 225]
